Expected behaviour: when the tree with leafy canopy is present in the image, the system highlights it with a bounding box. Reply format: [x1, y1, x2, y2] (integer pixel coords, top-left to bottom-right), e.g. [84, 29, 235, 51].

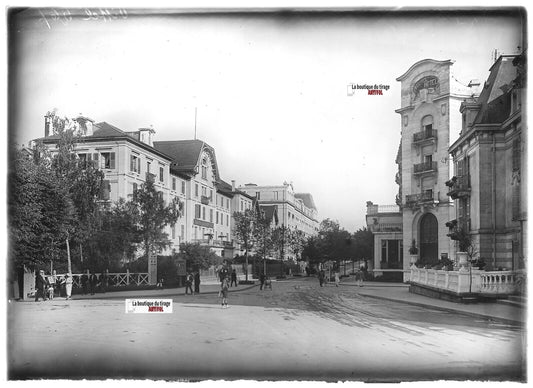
[254, 214, 273, 274]
[232, 208, 257, 281]
[132, 173, 182, 260]
[178, 242, 221, 271]
[9, 146, 75, 277]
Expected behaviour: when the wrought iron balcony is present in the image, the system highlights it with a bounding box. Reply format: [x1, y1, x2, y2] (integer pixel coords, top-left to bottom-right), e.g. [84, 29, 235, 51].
[446, 175, 471, 199]
[405, 191, 435, 208]
[413, 161, 438, 175]
[201, 195, 211, 205]
[413, 129, 438, 144]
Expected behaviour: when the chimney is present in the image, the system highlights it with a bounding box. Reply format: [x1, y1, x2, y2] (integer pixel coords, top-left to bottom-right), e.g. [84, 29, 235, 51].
[138, 126, 155, 146]
[231, 180, 236, 192]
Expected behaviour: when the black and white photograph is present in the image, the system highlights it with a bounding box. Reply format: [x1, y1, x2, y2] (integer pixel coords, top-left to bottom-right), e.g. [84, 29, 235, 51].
[6, 4, 527, 383]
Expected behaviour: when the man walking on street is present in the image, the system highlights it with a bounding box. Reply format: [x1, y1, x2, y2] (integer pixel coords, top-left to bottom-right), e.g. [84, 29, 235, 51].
[230, 269, 238, 287]
[194, 271, 201, 294]
[259, 272, 266, 290]
[185, 272, 194, 295]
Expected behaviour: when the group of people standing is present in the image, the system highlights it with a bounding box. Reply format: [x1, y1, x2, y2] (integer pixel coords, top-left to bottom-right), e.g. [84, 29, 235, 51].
[80, 271, 109, 295]
[34, 269, 73, 301]
[185, 271, 201, 295]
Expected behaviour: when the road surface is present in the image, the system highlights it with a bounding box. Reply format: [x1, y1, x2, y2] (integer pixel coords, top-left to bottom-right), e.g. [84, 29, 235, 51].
[8, 277, 525, 381]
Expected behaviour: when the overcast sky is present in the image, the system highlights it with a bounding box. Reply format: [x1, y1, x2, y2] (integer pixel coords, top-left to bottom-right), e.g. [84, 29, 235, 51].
[9, 8, 523, 232]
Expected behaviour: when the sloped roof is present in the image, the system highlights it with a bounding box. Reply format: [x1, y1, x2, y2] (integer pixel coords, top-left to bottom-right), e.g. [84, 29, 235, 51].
[216, 179, 255, 200]
[37, 121, 173, 161]
[473, 56, 517, 125]
[294, 193, 316, 210]
[153, 139, 220, 180]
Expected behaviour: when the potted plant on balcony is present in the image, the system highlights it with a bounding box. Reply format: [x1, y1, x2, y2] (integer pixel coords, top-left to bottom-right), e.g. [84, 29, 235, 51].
[408, 239, 419, 266]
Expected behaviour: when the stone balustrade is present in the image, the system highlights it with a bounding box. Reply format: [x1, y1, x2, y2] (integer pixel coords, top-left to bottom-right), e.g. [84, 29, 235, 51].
[410, 267, 518, 295]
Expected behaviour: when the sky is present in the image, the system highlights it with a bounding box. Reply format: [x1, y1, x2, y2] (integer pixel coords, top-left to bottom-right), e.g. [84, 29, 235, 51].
[9, 7, 524, 232]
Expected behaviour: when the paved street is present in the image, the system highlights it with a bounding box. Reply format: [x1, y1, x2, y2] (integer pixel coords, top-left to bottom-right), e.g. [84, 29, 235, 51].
[8, 277, 525, 381]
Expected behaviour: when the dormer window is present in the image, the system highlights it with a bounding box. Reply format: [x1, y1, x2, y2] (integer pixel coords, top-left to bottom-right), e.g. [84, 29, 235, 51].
[201, 157, 208, 180]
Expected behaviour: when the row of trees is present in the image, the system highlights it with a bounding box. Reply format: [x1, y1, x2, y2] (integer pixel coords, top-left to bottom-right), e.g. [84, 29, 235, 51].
[301, 218, 373, 270]
[9, 122, 182, 279]
[232, 208, 306, 280]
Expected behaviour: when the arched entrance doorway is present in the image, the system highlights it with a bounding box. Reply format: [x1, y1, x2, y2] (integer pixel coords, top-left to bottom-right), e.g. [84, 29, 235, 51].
[419, 213, 438, 265]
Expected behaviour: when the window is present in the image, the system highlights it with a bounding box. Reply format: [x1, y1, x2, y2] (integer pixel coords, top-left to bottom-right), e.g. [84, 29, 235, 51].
[274, 191, 279, 200]
[130, 154, 141, 173]
[226, 198, 229, 209]
[195, 204, 201, 219]
[181, 225, 185, 240]
[181, 181, 186, 194]
[195, 184, 199, 197]
[172, 226, 176, 239]
[147, 161, 151, 174]
[172, 178, 176, 191]
[209, 189, 213, 199]
[424, 154, 433, 165]
[159, 166, 164, 183]
[202, 186, 207, 197]
[240, 201, 243, 211]
[202, 206, 206, 220]
[201, 158, 208, 179]
[226, 214, 229, 226]
[210, 209, 213, 223]
[216, 211, 219, 224]
[101, 152, 115, 169]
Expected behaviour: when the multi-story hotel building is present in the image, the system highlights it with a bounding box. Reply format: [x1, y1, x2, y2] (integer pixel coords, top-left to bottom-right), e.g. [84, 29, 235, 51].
[238, 182, 319, 237]
[38, 117, 185, 255]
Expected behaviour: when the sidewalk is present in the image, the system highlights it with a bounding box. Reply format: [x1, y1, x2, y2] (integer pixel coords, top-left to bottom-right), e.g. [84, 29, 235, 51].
[341, 280, 526, 325]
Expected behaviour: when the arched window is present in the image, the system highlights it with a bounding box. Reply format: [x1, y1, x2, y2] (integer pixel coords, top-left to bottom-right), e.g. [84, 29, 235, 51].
[421, 115, 434, 134]
[201, 157, 208, 179]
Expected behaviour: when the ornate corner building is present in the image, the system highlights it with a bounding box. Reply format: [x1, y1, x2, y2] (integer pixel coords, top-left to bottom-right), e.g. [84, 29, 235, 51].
[395, 59, 477, 280]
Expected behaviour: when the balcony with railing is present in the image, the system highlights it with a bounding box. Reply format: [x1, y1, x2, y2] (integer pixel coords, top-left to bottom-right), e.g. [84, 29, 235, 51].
[413, 161, 438, 175]
[445, 175, 471, 199]
[405, 191, 435, 208]
[413, 129, 438, 144]
[201, 195, 212, 205]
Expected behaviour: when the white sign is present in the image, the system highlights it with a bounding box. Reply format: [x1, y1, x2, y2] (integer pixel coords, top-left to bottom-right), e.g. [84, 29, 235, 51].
[125, 299, 173, 314]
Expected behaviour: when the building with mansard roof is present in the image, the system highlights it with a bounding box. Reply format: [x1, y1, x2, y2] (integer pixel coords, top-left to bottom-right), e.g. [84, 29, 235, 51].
[448, 53, 526, 272]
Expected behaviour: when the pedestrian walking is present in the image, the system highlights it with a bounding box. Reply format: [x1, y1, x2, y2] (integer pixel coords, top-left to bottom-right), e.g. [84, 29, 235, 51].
[194, 271, 201, 294]
[185, 272, 194, 295]
[230, 269, 238, 287]
[356, 268, 364, 287]
[34, 270, 48, 302]
[334, 272, 340, 287]
[220, 276, 229, 308]
[318, 269, 325, 287]
[64, 273, 73, 299]
[259, 272, 266, 290]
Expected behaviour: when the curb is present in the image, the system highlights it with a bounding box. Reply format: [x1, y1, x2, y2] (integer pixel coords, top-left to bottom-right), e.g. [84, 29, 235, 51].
[356, 292, 525, 326]
[67, 283, 260, 300]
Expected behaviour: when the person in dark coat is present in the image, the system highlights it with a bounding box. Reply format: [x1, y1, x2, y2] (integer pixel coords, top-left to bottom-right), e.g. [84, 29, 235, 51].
[81, 272, 89, 295]
[185, 272, 194, 295]
[230, 269, 238, 287]
[194, 271, 201, 294]
[89, 272, 98, 295]
[34, 270, 49, 301]
[318, 270, 325, 287]
[259, 273, 266, 290]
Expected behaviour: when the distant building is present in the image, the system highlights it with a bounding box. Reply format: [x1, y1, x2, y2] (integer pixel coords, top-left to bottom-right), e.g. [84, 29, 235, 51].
[238, 182, 319, 237]
[448, 54, 526, 271]
[365, 202, 403, 275]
